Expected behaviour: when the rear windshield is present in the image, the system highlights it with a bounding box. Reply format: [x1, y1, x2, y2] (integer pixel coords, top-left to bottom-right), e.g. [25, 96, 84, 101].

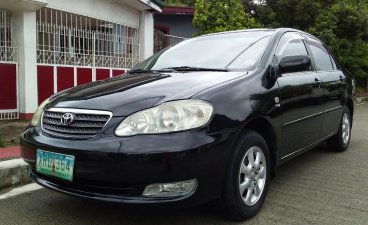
[133, 31, 274, 71]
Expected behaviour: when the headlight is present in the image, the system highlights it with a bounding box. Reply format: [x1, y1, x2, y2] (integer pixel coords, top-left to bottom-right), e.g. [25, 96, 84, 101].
[115, 100, 213, 136]
[31, 98, 50, 126]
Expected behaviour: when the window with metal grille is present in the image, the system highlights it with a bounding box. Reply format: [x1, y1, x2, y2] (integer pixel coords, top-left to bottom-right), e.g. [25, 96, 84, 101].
[36, 7, 140, 69]
[0, 9, 17, 63]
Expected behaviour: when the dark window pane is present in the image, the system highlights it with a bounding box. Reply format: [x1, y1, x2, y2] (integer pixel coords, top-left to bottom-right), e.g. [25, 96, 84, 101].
[308, 41, 333, 71]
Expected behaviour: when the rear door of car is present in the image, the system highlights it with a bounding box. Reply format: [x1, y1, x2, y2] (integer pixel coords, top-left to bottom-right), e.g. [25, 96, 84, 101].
[305, 37, 346, 139]
[275, 32, 324, 157]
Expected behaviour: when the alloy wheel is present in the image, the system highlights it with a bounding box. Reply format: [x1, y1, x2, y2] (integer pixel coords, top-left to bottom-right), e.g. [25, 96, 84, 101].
[342, 112, 351, 145]
[238, 146, 267, 206]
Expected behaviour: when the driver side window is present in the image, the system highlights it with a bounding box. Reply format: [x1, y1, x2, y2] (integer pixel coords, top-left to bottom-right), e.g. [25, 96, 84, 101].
[274, 33, 312, 72]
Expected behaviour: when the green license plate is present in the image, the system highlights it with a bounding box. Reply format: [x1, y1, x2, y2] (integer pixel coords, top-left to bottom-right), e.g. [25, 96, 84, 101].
[36, 149, 75, 181]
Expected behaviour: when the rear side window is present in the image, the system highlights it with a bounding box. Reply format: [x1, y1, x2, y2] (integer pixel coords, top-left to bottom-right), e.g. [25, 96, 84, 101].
[307, 40, 334, 71]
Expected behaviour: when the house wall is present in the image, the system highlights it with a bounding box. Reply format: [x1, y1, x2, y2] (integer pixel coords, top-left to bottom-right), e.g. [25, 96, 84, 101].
[0, 0, 158, 120]
[154, 14, 197, 38]
[47, 0, 140, 28]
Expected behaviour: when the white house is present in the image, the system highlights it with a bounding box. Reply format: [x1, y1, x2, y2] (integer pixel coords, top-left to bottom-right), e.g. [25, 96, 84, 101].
[0, 0, 163, 120]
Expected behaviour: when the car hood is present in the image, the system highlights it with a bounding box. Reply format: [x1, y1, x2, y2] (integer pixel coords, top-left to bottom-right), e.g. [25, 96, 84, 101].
[48, 71, 247, 116]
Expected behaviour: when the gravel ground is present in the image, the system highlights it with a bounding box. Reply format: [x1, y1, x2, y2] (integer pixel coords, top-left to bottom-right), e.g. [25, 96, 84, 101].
[0, 103, 367, 225]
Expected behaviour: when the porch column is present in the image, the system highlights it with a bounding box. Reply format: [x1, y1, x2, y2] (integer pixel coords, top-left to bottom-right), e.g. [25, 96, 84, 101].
[15, 10, 38, 119]
[139, 10, 154, 61]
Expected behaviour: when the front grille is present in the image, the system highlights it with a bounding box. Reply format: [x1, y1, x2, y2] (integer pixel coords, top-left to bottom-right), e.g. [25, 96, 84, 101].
[41, 108, 112, 139]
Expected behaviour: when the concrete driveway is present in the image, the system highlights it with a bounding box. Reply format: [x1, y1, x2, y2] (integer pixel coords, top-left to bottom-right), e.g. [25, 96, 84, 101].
[0, 103, 367, 225]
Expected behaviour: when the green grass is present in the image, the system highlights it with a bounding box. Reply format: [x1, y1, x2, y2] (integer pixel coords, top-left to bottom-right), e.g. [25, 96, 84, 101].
[0, 137, 5, 148]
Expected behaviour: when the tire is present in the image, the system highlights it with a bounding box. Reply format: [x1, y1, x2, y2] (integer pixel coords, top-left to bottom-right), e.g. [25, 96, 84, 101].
[327, 106, 352, 152]
[219, 130, 271, 221]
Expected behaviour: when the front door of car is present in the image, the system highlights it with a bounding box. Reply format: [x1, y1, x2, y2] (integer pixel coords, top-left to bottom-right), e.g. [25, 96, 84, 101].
[306, 38, 346, 139]
[274, 32, 324, 157]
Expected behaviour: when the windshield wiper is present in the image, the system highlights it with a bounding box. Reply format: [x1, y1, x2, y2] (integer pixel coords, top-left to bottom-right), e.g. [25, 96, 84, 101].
[128, 68, 175, 74]
[163, 66, 229, 72]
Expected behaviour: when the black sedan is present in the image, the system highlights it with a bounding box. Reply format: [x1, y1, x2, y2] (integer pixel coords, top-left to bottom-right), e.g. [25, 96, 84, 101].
[21, 28, 354, 220]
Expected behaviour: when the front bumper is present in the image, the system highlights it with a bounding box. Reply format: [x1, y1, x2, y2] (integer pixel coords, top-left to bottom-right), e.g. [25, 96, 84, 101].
[21, 126, 238, 207]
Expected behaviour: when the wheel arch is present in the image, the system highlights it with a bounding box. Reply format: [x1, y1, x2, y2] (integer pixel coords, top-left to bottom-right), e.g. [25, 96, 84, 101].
[346, 98, 354, 126]
[346, 98, 354, 116]
[240, 116, 278, 178]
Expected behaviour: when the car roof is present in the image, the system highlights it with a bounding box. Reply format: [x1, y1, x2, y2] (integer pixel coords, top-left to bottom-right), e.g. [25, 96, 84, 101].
[201, 28, 276, 37]
[201, 28, 322, 43]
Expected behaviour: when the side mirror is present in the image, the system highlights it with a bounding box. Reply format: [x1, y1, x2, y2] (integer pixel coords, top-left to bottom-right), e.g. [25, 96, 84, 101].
[279, 55, 311, 74]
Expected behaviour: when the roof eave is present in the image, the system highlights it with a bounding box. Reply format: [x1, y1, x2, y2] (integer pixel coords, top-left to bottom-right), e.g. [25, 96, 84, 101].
[159, 6, 195, 15]
[139, 0, 163, 12]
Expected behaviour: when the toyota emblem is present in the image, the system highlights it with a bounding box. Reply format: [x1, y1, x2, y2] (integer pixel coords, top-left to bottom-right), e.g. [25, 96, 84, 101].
[60, 113, 75, 126]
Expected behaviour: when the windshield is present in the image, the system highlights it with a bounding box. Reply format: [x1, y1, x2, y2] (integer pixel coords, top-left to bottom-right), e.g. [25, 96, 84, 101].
[133, 31, 274, 71]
